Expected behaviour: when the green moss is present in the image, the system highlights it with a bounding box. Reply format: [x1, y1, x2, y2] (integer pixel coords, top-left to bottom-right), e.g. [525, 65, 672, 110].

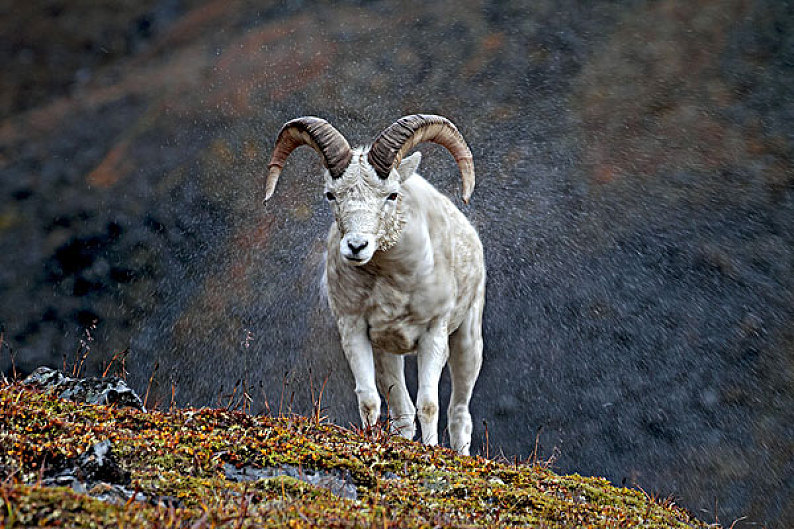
[0, 384, 712, 528]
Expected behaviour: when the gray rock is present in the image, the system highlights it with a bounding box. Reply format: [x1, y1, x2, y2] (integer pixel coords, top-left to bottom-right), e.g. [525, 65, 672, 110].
[44, 440, 130, 487]
[42, 440, 174, 507]
[223, 462, 358, 501]
[23, 367, 145, 411]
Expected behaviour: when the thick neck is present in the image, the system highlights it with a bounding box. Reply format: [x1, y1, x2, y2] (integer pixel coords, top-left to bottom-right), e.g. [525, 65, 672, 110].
[369, 204, 435, 278]
[376, 201, 405, 252]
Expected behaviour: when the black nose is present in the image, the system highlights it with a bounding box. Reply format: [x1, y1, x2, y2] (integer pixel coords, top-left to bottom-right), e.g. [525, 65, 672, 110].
[347, 238, 368, 254]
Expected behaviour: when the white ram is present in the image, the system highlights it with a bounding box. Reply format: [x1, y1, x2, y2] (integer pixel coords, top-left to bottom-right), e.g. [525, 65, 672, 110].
[265, 115, 484, 454]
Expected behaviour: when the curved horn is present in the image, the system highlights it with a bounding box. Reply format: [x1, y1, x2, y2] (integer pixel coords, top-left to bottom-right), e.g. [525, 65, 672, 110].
[368, 114, 475, 203]
[265, 117, 352, 201]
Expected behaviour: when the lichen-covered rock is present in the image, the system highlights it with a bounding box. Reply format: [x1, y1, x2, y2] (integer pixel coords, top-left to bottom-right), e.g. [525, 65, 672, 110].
[23, 367, 145, 411]
[43, 441, 134, 501]
[54, 440, 130, 485]
[223, 462, 358, 500]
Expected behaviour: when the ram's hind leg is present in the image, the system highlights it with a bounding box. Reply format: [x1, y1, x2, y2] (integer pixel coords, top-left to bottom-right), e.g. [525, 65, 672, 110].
[375, 351, 416, 440]
[447, 299, 484, 455]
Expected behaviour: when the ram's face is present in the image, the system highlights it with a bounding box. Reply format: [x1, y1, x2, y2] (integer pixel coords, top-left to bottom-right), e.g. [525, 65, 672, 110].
[324, 148, 403, 266]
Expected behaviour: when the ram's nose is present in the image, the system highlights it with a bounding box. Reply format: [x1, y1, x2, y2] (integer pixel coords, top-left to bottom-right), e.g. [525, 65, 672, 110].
[340, 233, 375, 265]
[347, 236, 369, 255]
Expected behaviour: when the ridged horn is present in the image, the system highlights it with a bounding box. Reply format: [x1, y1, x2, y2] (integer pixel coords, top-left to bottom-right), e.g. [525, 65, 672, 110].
[368, 114, 475, 203]
[265, 117, 352, 201]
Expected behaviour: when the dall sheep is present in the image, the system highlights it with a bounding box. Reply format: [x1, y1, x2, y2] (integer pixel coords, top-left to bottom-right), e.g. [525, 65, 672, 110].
[265, 115, 484, 455]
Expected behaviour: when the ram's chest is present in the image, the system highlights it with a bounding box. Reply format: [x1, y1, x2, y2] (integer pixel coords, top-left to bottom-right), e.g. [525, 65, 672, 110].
[364, 283, 422, 354]
[364, 275, 454, 354]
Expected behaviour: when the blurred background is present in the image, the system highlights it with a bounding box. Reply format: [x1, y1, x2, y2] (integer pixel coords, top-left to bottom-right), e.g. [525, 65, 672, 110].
[1, 0, 792, 526]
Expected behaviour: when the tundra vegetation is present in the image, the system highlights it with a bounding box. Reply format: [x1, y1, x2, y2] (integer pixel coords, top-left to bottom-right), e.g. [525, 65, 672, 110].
[0, 371, 711, 528]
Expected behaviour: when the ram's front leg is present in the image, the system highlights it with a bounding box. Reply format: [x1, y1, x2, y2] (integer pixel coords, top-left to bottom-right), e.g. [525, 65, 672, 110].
[375, 351, 416, 440]
[416, 321, 450, 446]
[337, 316, 380, 428]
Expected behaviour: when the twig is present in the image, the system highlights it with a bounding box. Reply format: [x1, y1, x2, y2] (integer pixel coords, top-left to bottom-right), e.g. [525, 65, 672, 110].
[143, 361, 159, 410]
[72, 321, 96, 378]
[169, 379, 177, 413]
[226, 379, 240, 410]
[383, 383, 394, 435]
[234, 489, 251, 529]
[0, 330, 8, 387]
[8, 341, 17, 383]
[241, 377, 253, 414]
[102, 348, 129, 378]
[309, 368, 316, 420]
[309, 369, 331, 426]
[259, 381, 271, 416]
[483, 420, 490, 460]
[278, 372, 288, 418]
[120, 351, 128, 380]
[530, 425, 543, 466]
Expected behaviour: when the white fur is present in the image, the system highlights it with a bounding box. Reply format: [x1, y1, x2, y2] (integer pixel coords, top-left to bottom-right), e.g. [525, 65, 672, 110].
[322, 149, 485, 455]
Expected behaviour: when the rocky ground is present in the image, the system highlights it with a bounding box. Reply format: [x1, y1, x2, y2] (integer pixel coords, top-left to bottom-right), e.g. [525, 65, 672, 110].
[0, 0, 792, 526]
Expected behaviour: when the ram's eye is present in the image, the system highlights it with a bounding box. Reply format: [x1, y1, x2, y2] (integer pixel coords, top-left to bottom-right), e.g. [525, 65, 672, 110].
[386, 192, 399, 201]
[325, 191, 336, 201]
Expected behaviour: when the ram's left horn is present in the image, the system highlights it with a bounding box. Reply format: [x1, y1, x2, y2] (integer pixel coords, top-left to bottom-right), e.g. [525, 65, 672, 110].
[367, 114, 475, 203]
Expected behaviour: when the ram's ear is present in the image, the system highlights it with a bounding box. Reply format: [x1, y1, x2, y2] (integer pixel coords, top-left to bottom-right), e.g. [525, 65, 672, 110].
[395, 152, 422, 182]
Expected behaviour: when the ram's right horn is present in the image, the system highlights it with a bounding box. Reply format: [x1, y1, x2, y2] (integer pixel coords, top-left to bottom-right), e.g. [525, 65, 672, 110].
[265, 117, 352, 201]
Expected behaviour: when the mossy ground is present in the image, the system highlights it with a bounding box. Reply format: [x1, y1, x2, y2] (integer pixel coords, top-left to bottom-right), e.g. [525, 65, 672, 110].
[0, 383, 711, 528]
